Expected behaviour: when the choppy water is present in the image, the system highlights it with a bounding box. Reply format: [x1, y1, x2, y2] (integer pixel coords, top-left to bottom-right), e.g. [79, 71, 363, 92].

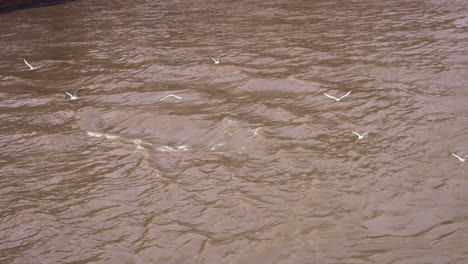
[1, 0, 467, 263]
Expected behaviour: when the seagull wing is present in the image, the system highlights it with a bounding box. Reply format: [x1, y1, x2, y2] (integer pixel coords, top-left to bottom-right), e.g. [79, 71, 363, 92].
[23, 59, 33, 69]
[452, 153, 463, 161]
[160, 94, 182, 101]
[159, 95, 169, 101]
[66, 92, 73, 98]
[74, 88, 84, 96]
[323, 93, 339, 101]
[352, 131, 361, 137]
[338, 91, 351, 100]
[362, 132, 369, 137]
[170, 94, 182, 99]
[211, 58, 217, 62]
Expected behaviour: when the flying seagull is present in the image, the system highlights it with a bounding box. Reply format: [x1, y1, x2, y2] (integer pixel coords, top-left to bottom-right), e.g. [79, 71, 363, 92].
[159, 94, 183, 101]
[323, 91, 351, 101]
[451, 153, 467, 163]
[23, 58, 43, 70]
[352, 131, 369, 140]
[66, 88, 84, 100]
[211, 55, 224, 65]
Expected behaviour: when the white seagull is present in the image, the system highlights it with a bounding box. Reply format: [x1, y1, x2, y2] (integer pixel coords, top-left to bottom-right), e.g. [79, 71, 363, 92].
[323, 91, 351, 101]
[159, 94, 183, 101]
[451, 153, 467, 163]
[23, 58, 44, 70]
[352, 131, 369, 140]
[66, 88, 84, 100]
[211, 55, 224, 65]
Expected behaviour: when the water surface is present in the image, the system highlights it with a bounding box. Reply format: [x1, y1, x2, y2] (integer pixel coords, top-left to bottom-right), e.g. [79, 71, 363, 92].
[1, 0, 467, 263]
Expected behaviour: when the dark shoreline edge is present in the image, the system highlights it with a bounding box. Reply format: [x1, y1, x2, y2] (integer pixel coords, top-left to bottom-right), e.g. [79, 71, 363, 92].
[0, 0, 78, 14]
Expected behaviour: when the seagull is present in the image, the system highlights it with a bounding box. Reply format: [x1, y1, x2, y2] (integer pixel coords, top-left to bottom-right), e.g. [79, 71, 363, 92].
[451, 153, 467, 163]
[159, 94, 183, 101]
[352, 131, 369, 140]
[211, 55, 224, 65]
[253, 128, 260, 137]
[323, 91, 351, 101]
[66, 88, 84, 100]
[23, 58, 44, 70]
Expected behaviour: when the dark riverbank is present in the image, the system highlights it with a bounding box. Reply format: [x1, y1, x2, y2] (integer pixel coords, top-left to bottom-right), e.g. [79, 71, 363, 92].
[0, 0, 76, 14]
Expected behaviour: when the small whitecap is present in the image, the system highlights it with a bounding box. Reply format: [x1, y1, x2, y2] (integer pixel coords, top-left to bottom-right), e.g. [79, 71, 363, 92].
[158, 146, 175, 152]
[177, 145, 190, 150]
[210, 143, 225, 151]
[87, 132, 103, 138]
[87, 131, 118, 140]
[133, 139, 146, 150]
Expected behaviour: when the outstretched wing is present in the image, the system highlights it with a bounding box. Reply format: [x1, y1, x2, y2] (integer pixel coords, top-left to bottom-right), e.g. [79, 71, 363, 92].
[352, 131, 360, 137]
[159, 95, 168, 101]
[323, 93, 338, 101]
[452, 153, 463, 161]
[338, 91, 351, 100]
[74, 88, 84, 96]
[66, 92, 73, 98]
[159, 94, 182, 101]
[23, 59, 33, 69]
[169, 94, 183, 99]
[211, 58, 217, 62]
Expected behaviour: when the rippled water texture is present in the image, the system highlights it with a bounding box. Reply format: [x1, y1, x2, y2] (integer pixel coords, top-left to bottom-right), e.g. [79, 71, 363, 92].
[1, 0, 467, 263]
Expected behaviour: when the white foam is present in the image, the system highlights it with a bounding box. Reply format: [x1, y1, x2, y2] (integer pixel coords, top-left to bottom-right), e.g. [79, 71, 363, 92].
[177, 145, 189, 150]
[86, 131, 119, 140]
[157, 145, 190, 152]
[210, 143, 226, 151]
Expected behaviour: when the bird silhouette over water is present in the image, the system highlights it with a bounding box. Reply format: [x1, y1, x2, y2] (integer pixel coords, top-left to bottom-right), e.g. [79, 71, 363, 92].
[324, 91, 351, 101]
[352, 131, 369, 140]
[66, 88, 84, 101]
[211, 55, 224, 65]
[159, 94, 182, 101]
[22, 58, 43, 70]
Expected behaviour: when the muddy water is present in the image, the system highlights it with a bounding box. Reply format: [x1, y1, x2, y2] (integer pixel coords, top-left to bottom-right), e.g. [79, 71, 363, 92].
[1, 0, 467, 263]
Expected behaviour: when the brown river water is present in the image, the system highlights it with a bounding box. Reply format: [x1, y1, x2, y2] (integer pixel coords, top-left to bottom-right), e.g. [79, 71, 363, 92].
[1, 0, 467, 263]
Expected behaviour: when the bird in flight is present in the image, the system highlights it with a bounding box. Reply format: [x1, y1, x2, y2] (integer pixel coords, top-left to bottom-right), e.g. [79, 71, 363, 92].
[23, 58, 44, 70]
[159, 94, 183, 101]
[66, 88, 84, 100]
[352, 131, 369, 140]
[211, 55, 224, 65]
[323, 91, 351, 101]
[451, 153, 467, 163]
